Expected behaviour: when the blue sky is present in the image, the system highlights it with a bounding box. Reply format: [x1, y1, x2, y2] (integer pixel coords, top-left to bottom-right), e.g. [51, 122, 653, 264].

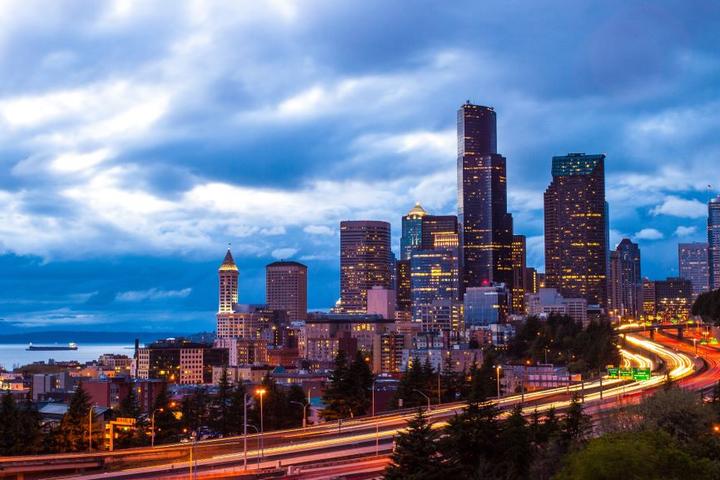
[0, 1, 718, 332]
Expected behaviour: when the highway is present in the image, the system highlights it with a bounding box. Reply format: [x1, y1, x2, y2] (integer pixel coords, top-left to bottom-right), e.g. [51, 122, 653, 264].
[0, 332, 706, 479]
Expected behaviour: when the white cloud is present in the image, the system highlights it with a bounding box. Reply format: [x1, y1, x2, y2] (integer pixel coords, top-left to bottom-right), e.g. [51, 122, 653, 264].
[633, 228, 664, 241]
[304, 225, 334, 236]
[51, 148, 114, 172]
[674, 225, 697, 237]
[271, 247, 298, 259]
[116, 287, 192, 302]
[650, 195, 706, 218]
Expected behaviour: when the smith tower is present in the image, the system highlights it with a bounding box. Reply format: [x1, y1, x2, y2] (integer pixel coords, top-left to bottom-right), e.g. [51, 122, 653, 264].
[457, 102, 514, 294]
[544, 153, 608, 308]
[218, 249, 239, 313]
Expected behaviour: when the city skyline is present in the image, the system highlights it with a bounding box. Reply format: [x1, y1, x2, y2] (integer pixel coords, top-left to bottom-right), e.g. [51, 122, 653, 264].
[1, 2, 719, 332]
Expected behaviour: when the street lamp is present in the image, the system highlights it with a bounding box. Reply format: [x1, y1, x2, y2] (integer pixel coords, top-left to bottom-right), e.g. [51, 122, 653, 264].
[412, 389, 431, 412]
[494, 365, 502, 399]
[256, 388, 266, 461]
[371, 379, 378, 417]
[693, 337, 698, 356]
[289, 400, 308, 429]
[150, 407, 164, 447]
[244, 424, 261, 470]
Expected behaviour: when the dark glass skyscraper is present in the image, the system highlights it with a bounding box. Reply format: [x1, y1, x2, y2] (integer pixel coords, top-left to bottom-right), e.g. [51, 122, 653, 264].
[339, 220, 392, 314]
[400, 203, 427, 261]
[511, 234, 527, 313]
[457, 102, 513, 293]
[609, 238, 641, 319]
[678, 242, 710, 299]
[709, 196, 720, 290]
[544, 153, 608, 308]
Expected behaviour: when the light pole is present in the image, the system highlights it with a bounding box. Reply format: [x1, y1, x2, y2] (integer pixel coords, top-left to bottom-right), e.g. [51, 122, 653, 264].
[244, 424, 261, 470]
[290, 400, 308, 429]
[494, 365, 502, 399]
[693, 337, 698, 356]
[150, 407, 164, 447]
[371, 379, 377, 417]
[412, 389, 430, 412]
[243, 393, 249, 470]
[88, 406, 93, 452]
[256, 388, 266, 461]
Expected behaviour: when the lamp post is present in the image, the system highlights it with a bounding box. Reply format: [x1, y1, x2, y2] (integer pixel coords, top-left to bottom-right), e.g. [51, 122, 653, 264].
[494, 365, 502, 399]
[693, 337, 698, 356]
[371, 379, 377, 417]
[243, 393, 249, 470]
[412, 389, 431, 412]
[290, 400, 308, 429]
[88, 406, 93, 452]
[150, 407, 164, 447]
[244, 424, 261, 470]
[256, 388, 266, 461]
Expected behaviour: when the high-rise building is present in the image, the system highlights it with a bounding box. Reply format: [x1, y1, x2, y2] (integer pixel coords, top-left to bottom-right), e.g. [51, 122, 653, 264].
[464, 285, 509, 326]
[609, 239, 642, 320]
[339, 220, 392, 313]
[457, 102, 514, 293]
[511, 235, 527, 313]
[544, 153, 608, 309]
[265, 260, 308, 321]
[395, 259, 412, 315]
[653, 277, 693, 322]
[709, 196, 720, 290]
[410, 233, 461, 332]
[525, 267, 538, 295]
[678, 242, 710, 299]
[367, 286, 396, 319]
[421, 215, 458, 250]
[218, 249, 238, 313]
[400, 203, 427, 260]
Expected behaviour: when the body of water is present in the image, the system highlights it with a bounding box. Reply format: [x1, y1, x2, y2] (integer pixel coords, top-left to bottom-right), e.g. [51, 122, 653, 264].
[0, 344, 133, 370]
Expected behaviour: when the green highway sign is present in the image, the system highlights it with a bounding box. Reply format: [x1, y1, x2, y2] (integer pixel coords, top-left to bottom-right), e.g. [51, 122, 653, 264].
[607, 368, 619, 378]
[619, 369, 633, 378]
[633, 368, 651, 381]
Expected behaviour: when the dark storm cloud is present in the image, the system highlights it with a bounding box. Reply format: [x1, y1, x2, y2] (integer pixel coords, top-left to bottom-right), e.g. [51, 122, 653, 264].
[0, 1, 718, 330]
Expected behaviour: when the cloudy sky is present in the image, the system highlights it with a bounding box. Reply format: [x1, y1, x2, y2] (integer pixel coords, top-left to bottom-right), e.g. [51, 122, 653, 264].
[0, 1, 718, 332]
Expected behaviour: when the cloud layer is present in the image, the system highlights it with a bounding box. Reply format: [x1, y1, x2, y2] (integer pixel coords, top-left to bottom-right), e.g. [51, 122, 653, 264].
[0, 1, 718, 330]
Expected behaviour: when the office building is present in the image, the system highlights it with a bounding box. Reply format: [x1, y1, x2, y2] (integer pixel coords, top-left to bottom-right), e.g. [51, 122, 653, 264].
[609, 239, 642, 320]
[218, 249, 238, 313]
[645, 277, 693, 323]
[708, 196, 720, 290]
[511, 235, 527, 313]
[410, 235, 460, 329]
[544, 153, 608, 309]
[400, 203, 427, 260]
[395, 259, 412, 315]
[367, 286, 396, 319]
[678, 242, 710, 299]
[457, 102, 514, 292]
[135, 339, 228, 384]
[526, 288, 588, 325]
[525, 267, 538, 295]
[464, 284, 509, 326]
[339, 220, 392, 313]
[372, 332, 408, 374]
[266, 260, 308, 321]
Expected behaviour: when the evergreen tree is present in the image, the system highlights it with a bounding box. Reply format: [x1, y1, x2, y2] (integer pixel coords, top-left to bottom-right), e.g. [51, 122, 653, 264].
[394, 357, 429, 409]
[0, 392, 20, 454]
[55, 383, 100, 452]
[181, 387, 210, 433]
[151, 386, 181, 444]
[118, 384, 141, 419]
[227, 381, 247, 435]
[439, 401, 501, 477]
[440, 355, 462, 403]
[15, 397, 42, 454]
[499, 405, 532, 479]
[115, 384, 144, 448]
[560, 394, 592, 450]
[211, 367, 232, 435]
[321, 350, 352, 420]
[384, 409, 444, 480]
[347, 351, 374, 416]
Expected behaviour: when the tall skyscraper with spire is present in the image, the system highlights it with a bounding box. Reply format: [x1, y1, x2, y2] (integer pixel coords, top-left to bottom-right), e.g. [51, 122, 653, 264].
[457, 102, 513, 294]
[218, 248, 239, 313]
[544, 153, 608, 309]
[709, 195, 720, 290]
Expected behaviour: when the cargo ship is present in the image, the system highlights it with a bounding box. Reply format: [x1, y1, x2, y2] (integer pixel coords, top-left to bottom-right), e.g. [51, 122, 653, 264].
[26, 342, 78, 351]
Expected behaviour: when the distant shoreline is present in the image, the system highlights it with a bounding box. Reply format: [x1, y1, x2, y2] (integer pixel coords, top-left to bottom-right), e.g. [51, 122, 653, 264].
[0, 331, 180, 344]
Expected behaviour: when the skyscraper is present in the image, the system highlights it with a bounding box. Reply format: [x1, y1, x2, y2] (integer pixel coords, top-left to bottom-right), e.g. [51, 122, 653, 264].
[421, 215, 458, 250]
[544, 153, 608, 308]
[678, 242, 710, 299]
[395, 259, 411, 315]
[218, 249, 238, 313]
[709, 196, 720, 290]
[339, 220, 392, 313]
[511, 234, 527, 313]
[400, 203, 427, 260]
[457, 102, 513, 293]
[266, 260, 308, 322]
[609, 239, 642, 320]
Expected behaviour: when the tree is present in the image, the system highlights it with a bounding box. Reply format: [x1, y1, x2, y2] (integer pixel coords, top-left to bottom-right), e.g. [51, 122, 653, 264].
[55, 383, 101, 452]
[560, 394, 592, 450]
[555, 430, 720, 480]
[384, 409, 445, 480]
[692, 289, 720, 324]
[439, 401, 501, 477]
[636, 386, 715, 445]
[394, 357, 429, 409]
[321, 350, 352, 420]
[118, 384, 141, 419]
[115, 384, 144, 448]
[181, 387, 210, 433]
[0, 392, 42, 455]
[210, 368, 232, 436]
[226, 381, 247, 435]
[347, 351, 374, 416]
[151, 386, 181, 444]
[499, 405, 532, 479]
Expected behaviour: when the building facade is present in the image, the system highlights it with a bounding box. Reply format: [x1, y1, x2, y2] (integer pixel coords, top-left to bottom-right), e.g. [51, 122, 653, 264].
[457, 102, 514, 293]
[464, 285, 509, 326]
[511, 235, 527, 313]
[339, 220, 392, 313]
[609, 238, 642, 320]
[135, 339, 228, 384]
[400, 203, 427, 260]
[708, 196, 720, 290]
[266, 260, 308, 321]
[544, 153, 608, 309]
[526, 288, 588, 325]
[678, 242, 710, 299]
[218, 249, 238, 313]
